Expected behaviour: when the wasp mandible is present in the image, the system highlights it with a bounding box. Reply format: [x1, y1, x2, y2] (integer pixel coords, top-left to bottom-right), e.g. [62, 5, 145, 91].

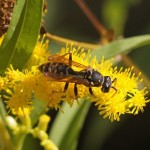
[38, 53, 117, 98]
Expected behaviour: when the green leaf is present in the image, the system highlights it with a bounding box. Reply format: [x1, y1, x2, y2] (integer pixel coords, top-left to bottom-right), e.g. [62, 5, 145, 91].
[49, 100, 91, 150]
[0, 0, 43, 75]
[0, 99, 6, 124]
[102, 0, 135, 36]
[91, 35, 150, 60]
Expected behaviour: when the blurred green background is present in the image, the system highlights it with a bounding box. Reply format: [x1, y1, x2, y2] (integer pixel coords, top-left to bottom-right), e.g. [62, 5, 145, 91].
[43, 0, 150, 150]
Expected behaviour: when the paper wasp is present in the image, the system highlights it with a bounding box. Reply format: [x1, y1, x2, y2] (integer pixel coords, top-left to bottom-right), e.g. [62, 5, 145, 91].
[38, 53, 117, 98]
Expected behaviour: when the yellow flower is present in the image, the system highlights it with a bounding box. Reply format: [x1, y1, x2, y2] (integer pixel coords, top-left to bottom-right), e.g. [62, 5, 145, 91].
[4, 66, 63, 114]
[58, 46, 149, 121]
[26, 35, 50, 69]
[1, 42, 149, 121]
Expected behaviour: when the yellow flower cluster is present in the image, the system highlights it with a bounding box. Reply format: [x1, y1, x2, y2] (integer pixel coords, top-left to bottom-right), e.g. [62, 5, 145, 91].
[0, 38, 149, 121]
[26, 35, 50, 68]
[4, 65, 64, 112]
[59, 46, 149, 121]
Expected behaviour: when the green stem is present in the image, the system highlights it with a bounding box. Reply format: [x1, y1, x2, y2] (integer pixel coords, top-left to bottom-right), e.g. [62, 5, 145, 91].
[15, 134, 26, 150]
[0, 117, 14, 150]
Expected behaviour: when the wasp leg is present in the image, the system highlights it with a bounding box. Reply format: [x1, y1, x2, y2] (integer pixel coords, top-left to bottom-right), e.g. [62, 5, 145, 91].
[64, 82, 69, 92]
[89, 87, 93, 95]
[60, 53, 72, 67]
[89, 87, 96, 98]
[74, 83, 78, 98]
[74, 83, 80, 105]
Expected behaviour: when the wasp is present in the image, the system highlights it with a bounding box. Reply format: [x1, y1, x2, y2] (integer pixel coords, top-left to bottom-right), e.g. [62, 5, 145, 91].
[38, 53, 117, 97]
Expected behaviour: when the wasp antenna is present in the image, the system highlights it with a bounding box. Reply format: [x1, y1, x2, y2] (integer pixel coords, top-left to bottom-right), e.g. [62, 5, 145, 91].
[112, 78, 117, 84]
[111, 86, 117, 97]
[111, 78, 117, 96]
[111, 86, 117, 92]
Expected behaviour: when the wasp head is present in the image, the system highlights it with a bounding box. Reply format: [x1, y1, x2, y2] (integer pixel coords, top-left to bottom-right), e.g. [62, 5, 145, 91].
[101, 76, 112, 93]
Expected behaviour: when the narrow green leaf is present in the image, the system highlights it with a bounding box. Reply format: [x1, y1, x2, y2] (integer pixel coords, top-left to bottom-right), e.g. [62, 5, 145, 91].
[0, 99, 6, 124]
[0, 0, 43, 74]
[10, 0, 43, 70]
[49, 100, 91, 150]
[91, 35, 150, 60]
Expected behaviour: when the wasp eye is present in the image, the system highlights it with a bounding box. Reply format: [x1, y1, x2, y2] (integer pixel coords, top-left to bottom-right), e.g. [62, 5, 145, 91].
[101, 86, 110, 93]
[101, 76, 112, 93]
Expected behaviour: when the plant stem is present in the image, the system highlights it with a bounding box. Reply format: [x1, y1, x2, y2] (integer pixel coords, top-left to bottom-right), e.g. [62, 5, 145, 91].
[15, 134, 26, 150]
[45, 33, 100, 50]
[0, 117, 14, 150]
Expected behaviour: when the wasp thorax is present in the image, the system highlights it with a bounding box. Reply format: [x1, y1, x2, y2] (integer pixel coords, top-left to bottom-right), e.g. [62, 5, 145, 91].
[86, 70, 104, 87]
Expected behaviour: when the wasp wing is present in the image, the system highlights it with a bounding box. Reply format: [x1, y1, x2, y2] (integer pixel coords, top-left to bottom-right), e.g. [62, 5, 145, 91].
[48, 54, 89, 69]
[45, 73, 90, 87]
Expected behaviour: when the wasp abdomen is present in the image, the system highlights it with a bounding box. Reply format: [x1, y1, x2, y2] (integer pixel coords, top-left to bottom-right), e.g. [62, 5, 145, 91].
[55, 63, 77, 76]
[39, 62, 77, 77]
